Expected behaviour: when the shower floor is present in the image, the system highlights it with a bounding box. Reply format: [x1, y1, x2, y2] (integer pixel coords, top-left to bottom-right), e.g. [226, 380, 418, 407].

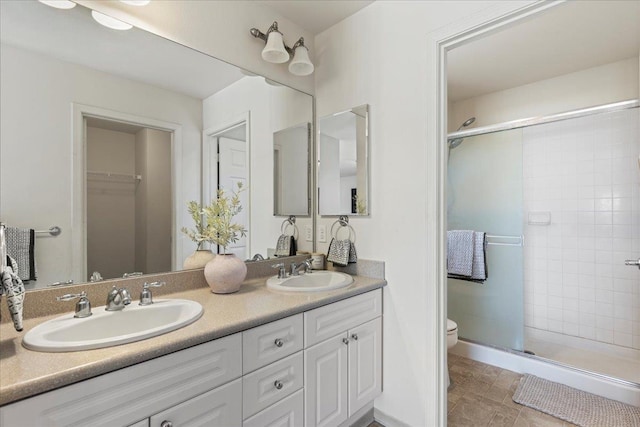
[524, 329, 640, 384]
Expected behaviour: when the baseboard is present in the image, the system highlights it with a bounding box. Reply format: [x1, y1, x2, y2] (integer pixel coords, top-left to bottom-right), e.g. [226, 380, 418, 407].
[339, 402, 374, 427]
[451, 339, 640, 406]
[373, 408, 411, 427]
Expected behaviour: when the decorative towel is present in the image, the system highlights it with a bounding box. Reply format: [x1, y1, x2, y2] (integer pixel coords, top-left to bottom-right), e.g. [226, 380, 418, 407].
[1, 257, 26, 331]
[327, 239, 357, 267]
[275, 234, 297, 257]
[5, 227, 36, 282]
[447, 230, 474, 276]
[447, 230, 488, 283]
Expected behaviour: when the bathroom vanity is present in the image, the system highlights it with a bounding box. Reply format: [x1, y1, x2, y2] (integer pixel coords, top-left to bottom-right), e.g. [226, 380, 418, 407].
[0, 275, 384, 427]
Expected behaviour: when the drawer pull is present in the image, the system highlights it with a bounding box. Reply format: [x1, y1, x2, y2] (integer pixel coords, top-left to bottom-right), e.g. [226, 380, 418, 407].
[343, 338, 349, 345]
[274, 338, 284, 347]
[274, 380, 284, 390]
[161, 421, 173, 427]
[351, 333, 358, 341]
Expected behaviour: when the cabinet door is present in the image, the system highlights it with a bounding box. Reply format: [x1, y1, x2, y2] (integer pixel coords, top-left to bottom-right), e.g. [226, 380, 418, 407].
[348, 317, 382, 417]
[128, 420, 149, 427]
[304, 333, 348, 427]
[149, 379, 242, 427]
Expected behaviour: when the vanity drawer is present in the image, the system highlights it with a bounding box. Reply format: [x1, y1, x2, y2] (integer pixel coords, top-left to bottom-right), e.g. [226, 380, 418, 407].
[242, 351, 304, 419]
[304, 289, 382, 347]
[150, 378, 242, 427]
[243, 313, 303, 373]
[243, 389, 303, 427]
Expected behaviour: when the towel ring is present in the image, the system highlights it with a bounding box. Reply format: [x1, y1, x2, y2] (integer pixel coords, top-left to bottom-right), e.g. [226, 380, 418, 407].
[281, 219, 299, 240]
[330, 220, 356, 243]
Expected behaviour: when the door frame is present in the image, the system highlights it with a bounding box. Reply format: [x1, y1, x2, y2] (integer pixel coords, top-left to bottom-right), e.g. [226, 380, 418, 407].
[72, 103, 183, 282]
[425, 1, 565, 424]
[202, 112, 251, 255]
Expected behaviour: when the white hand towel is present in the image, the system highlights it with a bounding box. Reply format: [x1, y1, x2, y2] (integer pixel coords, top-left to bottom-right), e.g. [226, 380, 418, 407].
[471, 232, 487, 280]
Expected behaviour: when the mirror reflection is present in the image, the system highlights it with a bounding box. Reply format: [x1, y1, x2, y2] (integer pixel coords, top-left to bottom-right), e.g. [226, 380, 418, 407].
[273, 123, 311, 216]
[0, 1, 313, 290]
[318, 105, 369, 216]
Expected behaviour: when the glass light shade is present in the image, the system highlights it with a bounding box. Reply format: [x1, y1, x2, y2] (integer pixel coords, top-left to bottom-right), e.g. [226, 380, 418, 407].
[91, 11, 133, 30]
[262, 31, 289, 64]
[38, 0, 77, 9]
[288, 46, 314, 76]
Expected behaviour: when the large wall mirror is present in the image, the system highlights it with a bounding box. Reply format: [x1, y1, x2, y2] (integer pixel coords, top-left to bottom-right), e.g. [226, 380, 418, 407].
[0, 1, 313, 290]
[318, 105, 369, 216]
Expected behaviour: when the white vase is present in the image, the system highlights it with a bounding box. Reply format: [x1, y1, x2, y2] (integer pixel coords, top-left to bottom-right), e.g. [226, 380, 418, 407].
[183, 249, 215, 270]
[204, 253, 247, 294]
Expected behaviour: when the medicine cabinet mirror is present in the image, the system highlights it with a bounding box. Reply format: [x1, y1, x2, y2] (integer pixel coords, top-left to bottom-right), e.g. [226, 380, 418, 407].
[318, 105, 369, 216]
[0, 1, 313, 290]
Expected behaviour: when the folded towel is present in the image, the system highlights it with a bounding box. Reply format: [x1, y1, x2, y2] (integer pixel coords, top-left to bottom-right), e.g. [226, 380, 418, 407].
[447, 230, 488, 283]
[327, 238, 357, 267]
[447, 230, 474, 277]
[1, 259, 26, 331]
[275, 234, 297, 257]
[5, 227, 36, 282]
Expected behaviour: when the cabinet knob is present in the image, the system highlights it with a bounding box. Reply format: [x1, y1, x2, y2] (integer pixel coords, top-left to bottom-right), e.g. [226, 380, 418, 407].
[161, 421, 173, 427]
[351, 333, 358, 341]
[274, 338, 284, 347]
[274, 380, 284, 390]
[342, 338, 349, 345]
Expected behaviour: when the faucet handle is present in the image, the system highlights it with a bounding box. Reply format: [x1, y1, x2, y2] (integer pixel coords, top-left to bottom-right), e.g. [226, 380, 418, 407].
[271, 262, 287, 279]
[140, 282, 165, 306]
[56, 291, 92, 318]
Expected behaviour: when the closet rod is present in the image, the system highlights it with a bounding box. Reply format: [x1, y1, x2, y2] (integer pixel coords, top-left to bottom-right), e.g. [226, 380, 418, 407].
[447, 99, 639, 140]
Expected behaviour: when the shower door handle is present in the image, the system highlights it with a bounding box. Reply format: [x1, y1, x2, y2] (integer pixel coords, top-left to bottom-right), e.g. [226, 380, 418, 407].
[624, 258, 640, 270]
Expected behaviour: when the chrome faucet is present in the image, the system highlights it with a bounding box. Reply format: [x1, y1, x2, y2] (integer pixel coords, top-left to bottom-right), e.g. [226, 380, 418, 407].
[105, 286, 132, 311]
[291, 258, 313, 276]
[56, 291, 92, 318]
[271, 262, 287, 279]
[139, 281, 165, 306]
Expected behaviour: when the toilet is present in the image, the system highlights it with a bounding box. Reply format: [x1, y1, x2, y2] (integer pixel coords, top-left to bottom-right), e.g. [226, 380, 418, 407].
[447, 318, 458, 388]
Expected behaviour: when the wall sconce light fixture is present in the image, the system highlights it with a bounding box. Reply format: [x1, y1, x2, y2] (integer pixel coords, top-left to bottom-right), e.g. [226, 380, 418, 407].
[250, 21, 314, 76]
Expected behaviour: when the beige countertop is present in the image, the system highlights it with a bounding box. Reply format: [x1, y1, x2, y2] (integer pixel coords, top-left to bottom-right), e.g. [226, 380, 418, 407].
[0, 274, 385, 406]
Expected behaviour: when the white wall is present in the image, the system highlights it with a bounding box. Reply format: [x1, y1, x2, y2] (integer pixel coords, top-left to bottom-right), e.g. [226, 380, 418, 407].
[203, 77, 313, 256]
[0, 44, 202, 285]
[313, 1, 523, 425]
[76, 0, 315, 95]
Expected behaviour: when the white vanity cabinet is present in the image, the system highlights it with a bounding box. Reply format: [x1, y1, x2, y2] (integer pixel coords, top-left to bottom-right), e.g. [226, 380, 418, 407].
[0, 334, 243, 427]
[304, 290, 383, 427]
[0, 288, 383, 427]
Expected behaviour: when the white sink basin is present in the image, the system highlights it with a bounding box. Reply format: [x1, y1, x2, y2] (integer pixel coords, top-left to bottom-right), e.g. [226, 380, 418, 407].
[266, 271, 354, 292]
[23, 299, 203, 352]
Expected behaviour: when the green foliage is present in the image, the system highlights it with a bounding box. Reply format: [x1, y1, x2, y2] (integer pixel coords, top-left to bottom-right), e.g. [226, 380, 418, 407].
[181, 182, 247, 253]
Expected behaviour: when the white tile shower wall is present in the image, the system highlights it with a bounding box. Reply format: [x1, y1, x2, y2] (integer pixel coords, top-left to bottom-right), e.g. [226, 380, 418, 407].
[523, 108, 640, 350]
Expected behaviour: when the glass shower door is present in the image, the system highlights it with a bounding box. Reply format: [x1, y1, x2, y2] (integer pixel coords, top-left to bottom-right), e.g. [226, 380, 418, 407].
[447, 128, 524, 351]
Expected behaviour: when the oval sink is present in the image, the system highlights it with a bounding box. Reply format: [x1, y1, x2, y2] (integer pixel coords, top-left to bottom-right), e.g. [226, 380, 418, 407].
[266, 271, 354, 292]
[23, 299, 203, 352]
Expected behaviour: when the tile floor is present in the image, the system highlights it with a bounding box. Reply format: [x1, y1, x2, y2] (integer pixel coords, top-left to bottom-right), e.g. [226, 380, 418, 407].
[447, 354, 577, 426]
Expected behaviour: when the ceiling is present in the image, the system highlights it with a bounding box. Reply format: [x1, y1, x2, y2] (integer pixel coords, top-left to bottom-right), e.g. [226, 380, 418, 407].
[448, 1, 640, 102]
[258, 0, 374, 35]
[0, 1, 244, 100]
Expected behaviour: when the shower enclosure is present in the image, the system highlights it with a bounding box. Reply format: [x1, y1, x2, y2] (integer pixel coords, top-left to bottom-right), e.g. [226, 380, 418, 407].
[447, 100, 640, 385]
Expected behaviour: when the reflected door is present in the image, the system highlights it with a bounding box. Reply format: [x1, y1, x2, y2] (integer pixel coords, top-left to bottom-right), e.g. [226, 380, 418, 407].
[218, 137, 248, 259]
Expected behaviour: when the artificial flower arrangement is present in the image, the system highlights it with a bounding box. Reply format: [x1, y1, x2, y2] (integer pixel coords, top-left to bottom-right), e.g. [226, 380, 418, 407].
[181, 182, 247, 253]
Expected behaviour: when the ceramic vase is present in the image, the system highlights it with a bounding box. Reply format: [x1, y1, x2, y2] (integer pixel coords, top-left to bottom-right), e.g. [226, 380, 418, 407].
[204, 253, 247, 294]
[183, 249, 215, 269]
